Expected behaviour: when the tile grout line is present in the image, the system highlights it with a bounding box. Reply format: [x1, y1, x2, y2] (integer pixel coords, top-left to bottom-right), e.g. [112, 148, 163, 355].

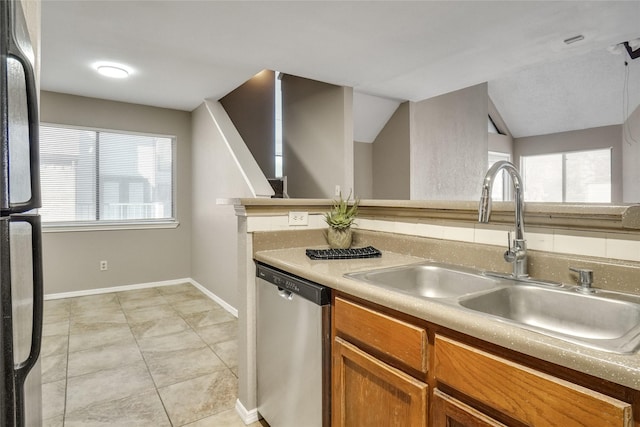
[43, 285, 242, 426]
[62, 304, 71, 427]
[121, 290, 176, 426]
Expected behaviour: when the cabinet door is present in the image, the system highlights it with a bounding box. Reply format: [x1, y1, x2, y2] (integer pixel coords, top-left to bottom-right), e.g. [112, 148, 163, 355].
[432, 389, 506, 427]
[434, 335, 633, 427]
[332, 337, 427, 427]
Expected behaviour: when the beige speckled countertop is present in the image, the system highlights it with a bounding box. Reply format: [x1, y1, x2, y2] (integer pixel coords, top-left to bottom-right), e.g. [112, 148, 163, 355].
[254, 247, 640, 391]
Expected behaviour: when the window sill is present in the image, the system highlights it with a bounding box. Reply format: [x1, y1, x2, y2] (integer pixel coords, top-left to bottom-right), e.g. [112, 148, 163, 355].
[42, 220, 179, 233]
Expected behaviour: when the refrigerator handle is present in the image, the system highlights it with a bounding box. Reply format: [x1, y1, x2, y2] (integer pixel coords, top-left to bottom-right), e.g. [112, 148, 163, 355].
[5, 1, 41, 214]
[13, 215, 42, 394]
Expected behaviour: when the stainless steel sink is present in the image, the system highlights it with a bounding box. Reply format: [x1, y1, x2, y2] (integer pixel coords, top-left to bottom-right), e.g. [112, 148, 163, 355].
[345, 262, 502, 299]
[459, 286, 640, 353]
[345, 262, 640, 354]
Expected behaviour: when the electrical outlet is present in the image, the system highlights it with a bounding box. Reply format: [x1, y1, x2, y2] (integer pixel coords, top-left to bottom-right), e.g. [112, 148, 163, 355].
[335, 185, 341, 197]
[100, 260, 108, 271]
[288, 211, 308, 226]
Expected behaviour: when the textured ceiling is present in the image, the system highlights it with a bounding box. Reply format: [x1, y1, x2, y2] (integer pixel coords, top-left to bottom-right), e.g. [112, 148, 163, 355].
[40, 1, 640, 138]
[489, 47, 640, 138]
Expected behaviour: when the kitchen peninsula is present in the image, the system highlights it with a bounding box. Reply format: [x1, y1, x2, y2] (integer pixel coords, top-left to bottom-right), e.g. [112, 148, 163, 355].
[235, 199, 640, 426]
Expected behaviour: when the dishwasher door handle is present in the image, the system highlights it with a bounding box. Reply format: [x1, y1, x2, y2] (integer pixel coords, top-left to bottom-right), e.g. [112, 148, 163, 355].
[277, 287, 294, 300]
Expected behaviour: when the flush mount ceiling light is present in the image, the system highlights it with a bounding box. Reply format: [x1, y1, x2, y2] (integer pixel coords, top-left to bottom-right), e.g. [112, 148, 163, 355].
[563, 34, 584, 45]
[93, 62, 131, 79]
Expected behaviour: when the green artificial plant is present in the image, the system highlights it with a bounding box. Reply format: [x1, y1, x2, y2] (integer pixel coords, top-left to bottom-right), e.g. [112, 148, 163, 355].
[324, 192, 359, 231]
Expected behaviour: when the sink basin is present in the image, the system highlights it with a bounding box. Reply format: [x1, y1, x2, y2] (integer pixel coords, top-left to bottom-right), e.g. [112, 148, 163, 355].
[345, 262, 501, 299]
[346, 262, 640, 353]
[459, 285, 640, 353]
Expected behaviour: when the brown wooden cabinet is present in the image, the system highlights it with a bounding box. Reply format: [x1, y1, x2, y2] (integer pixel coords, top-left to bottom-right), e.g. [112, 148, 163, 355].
[333, 296, 428, 375]
[332, 295, 429, 427]
[331, 292, 639, 427]
[431, 389, 506, 427]
[433, 335, 633, 427]
[332, 337, 428, 427]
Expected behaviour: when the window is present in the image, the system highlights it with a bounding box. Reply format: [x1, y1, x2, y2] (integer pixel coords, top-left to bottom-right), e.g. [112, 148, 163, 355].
[488, 151, 511, 201]
[520, 148, 611, 203]
[39, 125, 175, 226]
[488, 116, 501, 134]
[275, 72, 283, 178]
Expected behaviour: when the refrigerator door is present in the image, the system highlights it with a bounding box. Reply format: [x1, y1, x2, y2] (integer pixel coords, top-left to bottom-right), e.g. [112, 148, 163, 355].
[1, 0, 40, 214]
[10, 215, 42, 427]
[1, 215, 43, 427]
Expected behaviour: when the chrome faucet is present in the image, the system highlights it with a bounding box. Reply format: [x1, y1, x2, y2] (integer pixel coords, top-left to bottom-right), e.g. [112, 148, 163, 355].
[478, 160, 528, 278]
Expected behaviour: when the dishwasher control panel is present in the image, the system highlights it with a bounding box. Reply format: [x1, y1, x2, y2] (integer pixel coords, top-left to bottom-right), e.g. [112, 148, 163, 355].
[256, 262, 330, 305]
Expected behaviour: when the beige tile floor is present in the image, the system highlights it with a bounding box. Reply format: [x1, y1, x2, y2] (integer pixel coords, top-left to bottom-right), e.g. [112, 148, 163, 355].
[40, 283, 265, 427]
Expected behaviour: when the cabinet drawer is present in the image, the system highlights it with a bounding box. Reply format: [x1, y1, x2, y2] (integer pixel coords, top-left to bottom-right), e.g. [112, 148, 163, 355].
[334, 297, 427, 373]
[434, 335, 633, 427]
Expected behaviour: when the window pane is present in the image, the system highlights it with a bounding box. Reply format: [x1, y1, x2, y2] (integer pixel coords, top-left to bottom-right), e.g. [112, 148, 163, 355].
[565, 149, 611, 203]
[521, 154, 563, 202]
[39, 125, 174, 224]
[275, 155, 283, 179]
[488, 151, 510, 201]
[99, 132, 173, 221]
[39, 127, 96, 221]
[274, 72, 283, 177]
[488, 117, 499, 134]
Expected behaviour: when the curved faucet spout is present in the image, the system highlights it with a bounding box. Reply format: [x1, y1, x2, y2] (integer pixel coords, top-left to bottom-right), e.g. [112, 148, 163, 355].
[478, 160, 528, 277]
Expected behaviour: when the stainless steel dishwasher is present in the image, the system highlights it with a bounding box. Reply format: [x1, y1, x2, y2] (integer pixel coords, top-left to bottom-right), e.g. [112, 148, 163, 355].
[256, 262, 330, 427]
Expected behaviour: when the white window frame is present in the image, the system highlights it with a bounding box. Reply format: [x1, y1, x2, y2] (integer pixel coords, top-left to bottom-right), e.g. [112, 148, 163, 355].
[40, 123, 179, 232]
[519, 147, 612, 203]
[275, 71, 283, 178]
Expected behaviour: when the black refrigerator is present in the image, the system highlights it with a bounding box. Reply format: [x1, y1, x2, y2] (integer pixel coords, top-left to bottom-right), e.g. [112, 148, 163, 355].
[0, 0, 44, 426]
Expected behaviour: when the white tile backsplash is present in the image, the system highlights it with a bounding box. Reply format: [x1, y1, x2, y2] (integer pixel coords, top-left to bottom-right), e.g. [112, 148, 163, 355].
[442, 225, 475, 242]
[393, 221, 418, 236]
[246, 216, 271, 233]
[415, 223, 445, 239]
[474, 227, 507, 246]
[247, 214, 632, 261]
[524, 231, 554, 252]
[605, 235, 640, 262]
[553, 232, 607, 258]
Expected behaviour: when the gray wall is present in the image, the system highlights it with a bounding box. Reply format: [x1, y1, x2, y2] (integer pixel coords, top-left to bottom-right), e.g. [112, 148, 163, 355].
[354, 141, 373, 199]
[410, 83, 488, 200]
[622, 105, 640, 203]
[489, 133, 513, 155]
[372, 102, 410, 199]
[514, 125, 623, 203]
[220, 70, 276, 179]
[40, 91, 192, 295]
[190, 101, 259, 309]
[281, 74, 354, 198]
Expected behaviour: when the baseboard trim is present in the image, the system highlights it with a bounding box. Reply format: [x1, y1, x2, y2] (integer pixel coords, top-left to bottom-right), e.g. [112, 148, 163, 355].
[44, 278, 239, 319]
[44, 278, 192, 300]
[235, 399, 261, 425]
[190, 279, 238, 318]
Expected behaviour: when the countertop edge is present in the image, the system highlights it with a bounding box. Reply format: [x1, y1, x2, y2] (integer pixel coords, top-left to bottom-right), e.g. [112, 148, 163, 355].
[254, 248, 640, 392]
[238, 199, 640, 232]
